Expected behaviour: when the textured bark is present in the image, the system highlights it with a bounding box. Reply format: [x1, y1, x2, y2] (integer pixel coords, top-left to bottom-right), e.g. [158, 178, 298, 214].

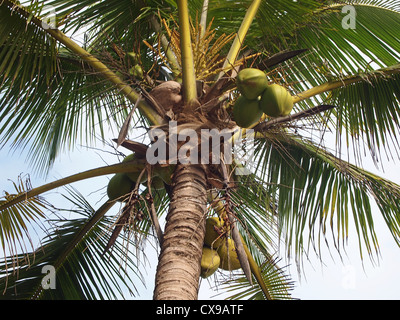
[153, 164, 207, 300]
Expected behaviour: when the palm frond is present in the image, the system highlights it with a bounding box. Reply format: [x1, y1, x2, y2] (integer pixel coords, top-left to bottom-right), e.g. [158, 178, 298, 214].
[330, 71, 400, 163]
[0, 160, 153, 268]
[0, 175, 49, 265]
[218, 256, 295, 300]
[273, 2, 400, 103]
[0, 186, 144, 299]
[229, 175, 279, 256]
[0, 2, 121, 173]
[44, 0, 170, 35]
[253, 129, 400, 262]
[0, 161, 147, 214]
[0, 0, 162, 174]
[207, 0, 323, 51]
[0, 2, 58, 85]
[254, 1, 400, 69]
[0, 53, 130, 174]
[279, 63, 400, 162]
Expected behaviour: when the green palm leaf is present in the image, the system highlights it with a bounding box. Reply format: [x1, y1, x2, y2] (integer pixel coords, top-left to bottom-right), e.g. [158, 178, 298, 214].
[0, 0, 161, 174]
[0, 10, 130, 174]
[0, 175, 49, 263]
[0, 3, 58, 84]
[230, 174, 278, 256]
[1, 56, 129, 174]
[284, 63, 400, 161]
[0, 187, 144, 299]
[219, 256, 295, 300]
[253, 129, 400, 261]
[330, 71, 400, 161]
[255, 2, 400, 72]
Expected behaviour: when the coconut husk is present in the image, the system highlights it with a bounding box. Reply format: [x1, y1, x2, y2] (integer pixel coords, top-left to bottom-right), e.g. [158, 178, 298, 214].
[149, 81, 183, 114]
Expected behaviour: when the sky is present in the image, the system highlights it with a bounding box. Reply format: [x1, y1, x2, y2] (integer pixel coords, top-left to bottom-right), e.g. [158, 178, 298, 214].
[1, 129, 400, 300]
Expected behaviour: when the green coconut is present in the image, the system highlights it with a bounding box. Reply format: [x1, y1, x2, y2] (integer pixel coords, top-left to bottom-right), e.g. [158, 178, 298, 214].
[236, 68, 269, 100]
[204, 217, 226, 249]
[151, 176, 165, 190]
[107, 173, 134, 201]
[233, 95, 263, 128]
[122, 153, 147, 184]
[217, 238, 241, 271]
[259, 84, 293, 117]
[200, 247, 221, 278]
[153, 164, 176, 184]
[129, 64, 143, 80]
[126, 52, 139, 64]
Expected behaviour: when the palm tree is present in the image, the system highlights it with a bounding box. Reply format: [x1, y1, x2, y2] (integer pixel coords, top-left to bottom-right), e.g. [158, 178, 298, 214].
[1, 0, 400, 300]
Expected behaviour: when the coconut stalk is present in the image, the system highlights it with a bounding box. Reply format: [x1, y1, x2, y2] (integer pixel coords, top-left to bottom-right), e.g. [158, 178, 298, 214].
[2, 0, 163, 126]
[149, 14, 181, 78]
[177, 0, 198, 107]
[217, 0, 262, 80]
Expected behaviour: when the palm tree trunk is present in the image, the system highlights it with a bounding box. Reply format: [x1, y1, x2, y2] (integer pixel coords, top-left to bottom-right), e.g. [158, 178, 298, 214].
[153, 164, 207, 300]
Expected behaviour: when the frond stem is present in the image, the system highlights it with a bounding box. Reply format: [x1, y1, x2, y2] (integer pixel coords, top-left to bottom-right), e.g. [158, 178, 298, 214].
[177, 0, 198, 106]
[293, 63, 400, 104]
[200, 0, 209, 38]
[217, 0, 262, 80]
[0, 162, 143, 212]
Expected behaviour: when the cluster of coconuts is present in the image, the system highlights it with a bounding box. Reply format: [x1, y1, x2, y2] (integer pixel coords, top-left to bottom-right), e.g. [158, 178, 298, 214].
[107, 153, 175, 201]
[200, 217, 241, 278]
[233, 68, 294, 128]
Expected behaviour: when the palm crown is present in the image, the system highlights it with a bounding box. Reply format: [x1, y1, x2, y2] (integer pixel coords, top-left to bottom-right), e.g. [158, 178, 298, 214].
[0, 0, 400, 300]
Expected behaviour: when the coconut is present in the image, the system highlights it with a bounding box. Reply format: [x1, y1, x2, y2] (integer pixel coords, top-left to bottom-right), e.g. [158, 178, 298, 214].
[151, 176, 165, 190]
[129, 64, 143, 80]
[236, 68, 269, 100]
[217, 238, 241, 271]
[200, 247, 221, 278]
[153, 164, 176, 184]
[149, 81, 183, 112]
[122, 153, 147, 184]
[204, 217, 226, 249]
[233, 95, 263, 128]
[107, 173, 134, 201]
[259, 84, 293, 117]
[126, 52, 139, 64]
